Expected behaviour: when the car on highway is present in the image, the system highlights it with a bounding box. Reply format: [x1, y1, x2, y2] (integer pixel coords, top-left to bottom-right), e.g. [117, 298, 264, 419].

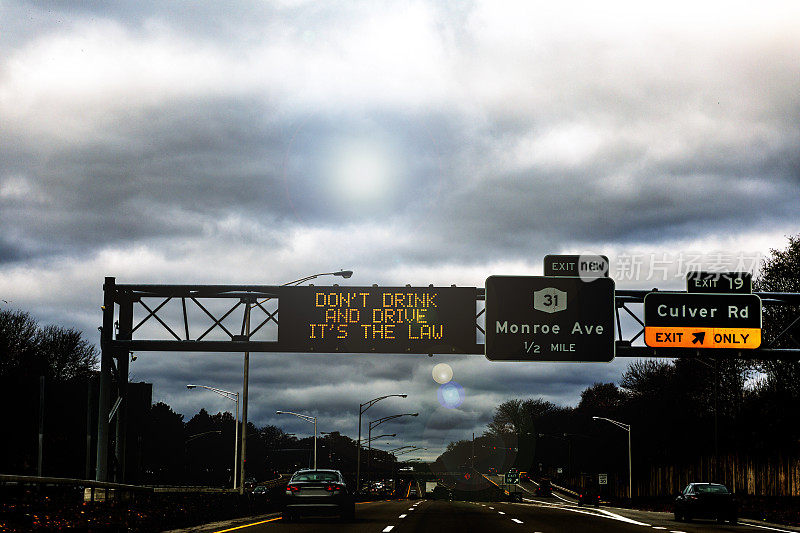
[577, 487, 601, 507]
[674, 482, 737, 523]
[535, 479, 552, 496]
[252, 485, 268, 497]
[282, 469, 355, 522]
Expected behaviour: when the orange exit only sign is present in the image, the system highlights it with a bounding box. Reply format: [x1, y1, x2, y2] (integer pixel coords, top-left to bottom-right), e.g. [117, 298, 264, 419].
[644, 327, 761, 349]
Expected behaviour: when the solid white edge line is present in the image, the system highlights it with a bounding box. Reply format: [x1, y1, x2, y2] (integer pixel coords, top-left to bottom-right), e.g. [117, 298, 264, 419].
[744, 523, 800, 533]
[517, 498, 652, 527]
[551, 491, 574, 503]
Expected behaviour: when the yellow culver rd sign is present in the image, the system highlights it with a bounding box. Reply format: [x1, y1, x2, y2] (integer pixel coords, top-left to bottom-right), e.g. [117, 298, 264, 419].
[644, 293, 762, 350]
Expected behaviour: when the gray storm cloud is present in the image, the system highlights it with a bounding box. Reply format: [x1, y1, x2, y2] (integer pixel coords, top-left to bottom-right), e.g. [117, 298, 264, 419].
[2, 0, 799, 458]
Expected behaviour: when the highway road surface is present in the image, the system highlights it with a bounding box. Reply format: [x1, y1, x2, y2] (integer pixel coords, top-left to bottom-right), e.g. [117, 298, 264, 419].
[197, 497, 800, 533]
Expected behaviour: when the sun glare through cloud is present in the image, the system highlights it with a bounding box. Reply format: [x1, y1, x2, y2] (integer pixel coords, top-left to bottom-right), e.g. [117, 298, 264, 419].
[328, 138, 399, 205]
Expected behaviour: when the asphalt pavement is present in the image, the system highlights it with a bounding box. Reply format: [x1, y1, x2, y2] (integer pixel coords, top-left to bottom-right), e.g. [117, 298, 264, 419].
[183, 497, 800, 533]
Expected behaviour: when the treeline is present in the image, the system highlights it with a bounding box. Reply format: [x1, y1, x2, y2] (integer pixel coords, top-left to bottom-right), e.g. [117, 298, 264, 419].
[435, 235, 800, 487]
[0, 307, 398, 485]
[435, 356, 800, 479]
[142, 405, 396, 485]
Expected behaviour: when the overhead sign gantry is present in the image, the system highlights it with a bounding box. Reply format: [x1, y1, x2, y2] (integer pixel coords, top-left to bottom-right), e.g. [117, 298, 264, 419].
[95, 269, 800, 487]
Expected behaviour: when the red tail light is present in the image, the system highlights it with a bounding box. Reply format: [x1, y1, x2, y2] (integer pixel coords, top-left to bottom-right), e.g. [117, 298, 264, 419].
[326, 483, 344, 492]
[286, 484, 300, 492]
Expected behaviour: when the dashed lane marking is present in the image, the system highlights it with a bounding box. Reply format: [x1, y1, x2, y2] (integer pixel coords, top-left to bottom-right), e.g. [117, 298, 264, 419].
[399, 514, 407, 518]
[511, 518, 523, 524]
[498, 511, 506, 515]
[382, 527, 394, 532]
[652, 528, 667, 530]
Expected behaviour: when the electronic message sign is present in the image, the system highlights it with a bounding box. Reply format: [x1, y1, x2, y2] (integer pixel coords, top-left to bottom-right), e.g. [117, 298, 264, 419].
[278, 286, 477, 354]
[687, 271, 752, 294]
[644, 292, 762, 349]
[485, 276, 615, 362]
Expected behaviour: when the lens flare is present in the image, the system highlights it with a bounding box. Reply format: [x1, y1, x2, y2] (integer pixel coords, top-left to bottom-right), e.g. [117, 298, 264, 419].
[432, 363, 453, 384]
[437, 382, 465, 409]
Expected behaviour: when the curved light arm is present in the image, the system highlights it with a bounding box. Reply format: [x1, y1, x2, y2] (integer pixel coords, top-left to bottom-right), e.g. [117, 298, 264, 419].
[361, 433, 396, 443]
[369, 412, 419, 431]
[592, 416, 630, 432]
[187, 384, 238, 402]
[394, 447, 427, 456]
[360, 394, 408, 414]
[258, 270, 354, 304]
[276, 410, 317, 424]
[186, 429, 222, 442]
[285, 270, 353, 286]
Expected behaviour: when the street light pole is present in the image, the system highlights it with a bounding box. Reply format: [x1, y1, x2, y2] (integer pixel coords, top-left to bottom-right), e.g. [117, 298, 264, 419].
[238, 270, 351, 492]
[186, 384, 239, 490]
[357, 393, 407, 493]
[593, 416, 632, 499]
[240, 306, 250, 495]
[367, 413, 418, 489]
[314, 416, 317, 470]
[276, 411, 318, 469]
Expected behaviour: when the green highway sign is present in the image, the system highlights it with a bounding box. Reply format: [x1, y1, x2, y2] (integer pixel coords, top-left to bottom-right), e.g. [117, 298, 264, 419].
[505, 471, 519, 484]
[485, 276, 615, 362]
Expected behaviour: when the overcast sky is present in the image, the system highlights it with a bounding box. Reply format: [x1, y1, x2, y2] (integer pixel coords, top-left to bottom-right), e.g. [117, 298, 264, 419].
[1, 0, 799, 462]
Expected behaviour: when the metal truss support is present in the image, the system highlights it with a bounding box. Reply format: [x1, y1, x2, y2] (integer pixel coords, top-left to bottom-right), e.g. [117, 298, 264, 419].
[95, 277, 115, 482]
[113, 296, 133, 482]
[611, 289, 800, 359]
[96, 279, 800, 482]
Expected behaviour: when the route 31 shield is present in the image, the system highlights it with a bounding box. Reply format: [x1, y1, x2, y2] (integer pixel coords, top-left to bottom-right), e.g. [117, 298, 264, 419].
[533, 287, 567, 313]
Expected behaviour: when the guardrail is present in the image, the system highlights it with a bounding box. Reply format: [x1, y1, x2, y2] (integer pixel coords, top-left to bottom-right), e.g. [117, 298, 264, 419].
[0, 474, 289, 501]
